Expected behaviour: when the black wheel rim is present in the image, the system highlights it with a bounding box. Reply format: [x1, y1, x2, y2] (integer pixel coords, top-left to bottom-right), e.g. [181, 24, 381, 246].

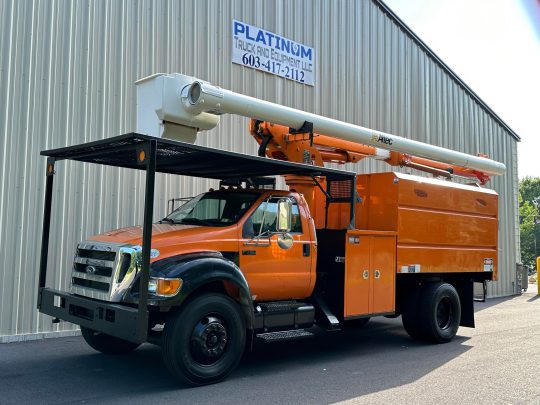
[190, 315, 228, 365]
[436, 297, 454, 330]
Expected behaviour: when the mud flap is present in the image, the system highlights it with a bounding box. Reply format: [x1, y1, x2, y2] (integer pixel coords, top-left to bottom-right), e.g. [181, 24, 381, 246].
[456, 280, 475, 328]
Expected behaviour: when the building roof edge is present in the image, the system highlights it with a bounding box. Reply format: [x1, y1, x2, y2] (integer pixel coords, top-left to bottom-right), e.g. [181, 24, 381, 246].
[374, 0, 521, 142]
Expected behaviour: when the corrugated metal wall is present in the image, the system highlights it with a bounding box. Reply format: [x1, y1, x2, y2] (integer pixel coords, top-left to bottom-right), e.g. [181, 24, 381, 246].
[0, 0, 520, 340]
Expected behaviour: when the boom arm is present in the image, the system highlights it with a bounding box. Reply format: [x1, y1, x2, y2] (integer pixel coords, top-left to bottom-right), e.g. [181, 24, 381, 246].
[249, 121, 492, 184]
[135, 73, 506, 179]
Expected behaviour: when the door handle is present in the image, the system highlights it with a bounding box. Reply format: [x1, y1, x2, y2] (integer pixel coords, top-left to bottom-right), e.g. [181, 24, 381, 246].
[374, 269, 381, 279]
[362, 270, 369, 280]
[303, 243, 310, 257]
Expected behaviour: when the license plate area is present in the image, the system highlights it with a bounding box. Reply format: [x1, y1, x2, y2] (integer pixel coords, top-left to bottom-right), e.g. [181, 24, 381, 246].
[69, 304, 94, 321]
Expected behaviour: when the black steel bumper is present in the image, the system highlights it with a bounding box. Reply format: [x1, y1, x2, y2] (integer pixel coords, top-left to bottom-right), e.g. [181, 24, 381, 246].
[39, 287, 147, 344]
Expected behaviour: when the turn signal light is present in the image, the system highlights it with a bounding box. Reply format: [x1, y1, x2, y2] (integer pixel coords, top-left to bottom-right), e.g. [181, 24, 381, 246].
[149, 277, 182, 297]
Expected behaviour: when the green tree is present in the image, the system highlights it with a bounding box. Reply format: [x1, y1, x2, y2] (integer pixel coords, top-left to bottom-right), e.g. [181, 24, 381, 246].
[519, 176, 540, 271]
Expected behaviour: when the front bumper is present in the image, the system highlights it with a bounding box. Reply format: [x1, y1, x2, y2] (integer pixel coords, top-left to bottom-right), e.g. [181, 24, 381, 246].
[39, 287, 147, 343]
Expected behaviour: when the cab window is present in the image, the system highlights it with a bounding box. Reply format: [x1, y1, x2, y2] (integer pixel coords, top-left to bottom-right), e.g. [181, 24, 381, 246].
[166, 191, 259, 227]
[243, 197, 302, 238]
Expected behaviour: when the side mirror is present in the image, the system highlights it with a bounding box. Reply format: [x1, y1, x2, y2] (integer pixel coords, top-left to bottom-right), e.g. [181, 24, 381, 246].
[276, 199, 292, 233]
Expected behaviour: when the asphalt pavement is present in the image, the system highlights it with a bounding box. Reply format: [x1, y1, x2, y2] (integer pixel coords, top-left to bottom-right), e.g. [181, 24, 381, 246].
[1, 285, 539, 405]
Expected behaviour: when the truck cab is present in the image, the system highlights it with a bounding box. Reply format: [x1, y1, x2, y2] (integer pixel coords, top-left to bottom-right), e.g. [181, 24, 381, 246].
[74, 188, 317, 307]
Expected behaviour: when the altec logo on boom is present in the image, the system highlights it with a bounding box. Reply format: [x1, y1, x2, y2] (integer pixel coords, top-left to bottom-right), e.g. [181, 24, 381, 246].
[371, 133, 393, 146]
[233, 21, 313, 61]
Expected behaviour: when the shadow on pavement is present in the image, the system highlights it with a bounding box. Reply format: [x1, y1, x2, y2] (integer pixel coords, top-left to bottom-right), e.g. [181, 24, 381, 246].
[0, 317, 472, 404]
[473, 295, 516, 312]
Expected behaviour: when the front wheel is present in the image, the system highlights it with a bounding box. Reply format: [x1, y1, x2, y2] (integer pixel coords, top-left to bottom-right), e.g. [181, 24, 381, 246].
[81, 327, 140, 355]
[162, 293, 246, 386]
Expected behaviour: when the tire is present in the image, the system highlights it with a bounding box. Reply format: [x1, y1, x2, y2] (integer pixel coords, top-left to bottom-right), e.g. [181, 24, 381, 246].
[162, 293, 246, 386]
[80, 327, 140, 355]
[401, 287, 424, 340]
[418, 283, 461, 343]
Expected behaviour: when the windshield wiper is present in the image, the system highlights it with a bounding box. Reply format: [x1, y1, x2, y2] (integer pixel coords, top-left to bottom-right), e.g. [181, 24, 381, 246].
[178, 218, 214, 226]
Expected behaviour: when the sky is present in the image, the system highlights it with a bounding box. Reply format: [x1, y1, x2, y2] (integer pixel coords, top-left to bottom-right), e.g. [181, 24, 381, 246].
[385, 0, 540, 179]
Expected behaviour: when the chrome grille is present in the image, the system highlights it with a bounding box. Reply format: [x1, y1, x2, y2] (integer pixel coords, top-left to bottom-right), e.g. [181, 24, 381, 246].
[71, 241, 139, 302]
[73, 262, 113, 277]
[76, 248, 116, 261]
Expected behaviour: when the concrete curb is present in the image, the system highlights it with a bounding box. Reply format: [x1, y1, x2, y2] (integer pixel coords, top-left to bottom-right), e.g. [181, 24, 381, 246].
[0, 329, 81, 344]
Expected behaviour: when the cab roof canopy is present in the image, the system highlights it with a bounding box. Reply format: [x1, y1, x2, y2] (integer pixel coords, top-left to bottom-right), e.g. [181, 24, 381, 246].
[41, 133, 354, 181]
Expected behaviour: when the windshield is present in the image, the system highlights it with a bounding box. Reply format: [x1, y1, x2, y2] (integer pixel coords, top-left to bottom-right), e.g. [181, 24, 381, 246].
[163, 191, 260, 227]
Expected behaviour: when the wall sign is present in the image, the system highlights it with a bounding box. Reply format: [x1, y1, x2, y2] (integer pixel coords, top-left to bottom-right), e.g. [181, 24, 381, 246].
[232, 20, 315, 86]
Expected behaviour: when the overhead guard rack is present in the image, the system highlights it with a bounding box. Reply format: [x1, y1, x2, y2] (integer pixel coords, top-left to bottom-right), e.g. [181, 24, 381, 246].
[38, 133, 355, 342]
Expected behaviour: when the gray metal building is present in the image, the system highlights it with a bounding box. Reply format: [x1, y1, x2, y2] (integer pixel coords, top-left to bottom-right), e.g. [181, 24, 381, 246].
[0, 0, 520, 341]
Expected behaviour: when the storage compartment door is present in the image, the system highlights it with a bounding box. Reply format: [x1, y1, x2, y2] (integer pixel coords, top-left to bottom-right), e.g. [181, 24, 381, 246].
[344, 234, 371, 317]
[370, 236, 396, 314]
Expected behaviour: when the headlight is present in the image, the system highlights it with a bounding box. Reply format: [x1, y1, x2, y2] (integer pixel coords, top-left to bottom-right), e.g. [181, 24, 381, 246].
[148, 277, 182, 297]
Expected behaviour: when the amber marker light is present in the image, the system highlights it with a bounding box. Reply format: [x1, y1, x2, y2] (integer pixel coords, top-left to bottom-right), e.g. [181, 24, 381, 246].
[148, 277, 182, 297]
[138, 150, 146, 162]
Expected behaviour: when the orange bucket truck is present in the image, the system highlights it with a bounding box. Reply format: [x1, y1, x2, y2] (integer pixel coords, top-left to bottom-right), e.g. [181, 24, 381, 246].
[37, 73, 504, 385]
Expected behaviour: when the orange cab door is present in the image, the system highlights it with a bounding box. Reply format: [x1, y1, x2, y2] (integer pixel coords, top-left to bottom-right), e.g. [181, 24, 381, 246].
[238, 197, 312, 301]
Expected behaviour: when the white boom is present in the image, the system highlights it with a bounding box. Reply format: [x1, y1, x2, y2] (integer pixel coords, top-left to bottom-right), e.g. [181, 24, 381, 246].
[135, 73, 506, 176]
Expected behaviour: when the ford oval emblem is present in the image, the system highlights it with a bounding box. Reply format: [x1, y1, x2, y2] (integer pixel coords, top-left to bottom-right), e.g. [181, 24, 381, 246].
[86, 265, 97, 274]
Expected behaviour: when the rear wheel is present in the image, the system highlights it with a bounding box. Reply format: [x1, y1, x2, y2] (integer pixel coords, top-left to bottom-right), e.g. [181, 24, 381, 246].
[418, 283, 461, 343]
[81, 327, 140, 355]
[162, 293, 246, 386]
[401, 287, 424, 339]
